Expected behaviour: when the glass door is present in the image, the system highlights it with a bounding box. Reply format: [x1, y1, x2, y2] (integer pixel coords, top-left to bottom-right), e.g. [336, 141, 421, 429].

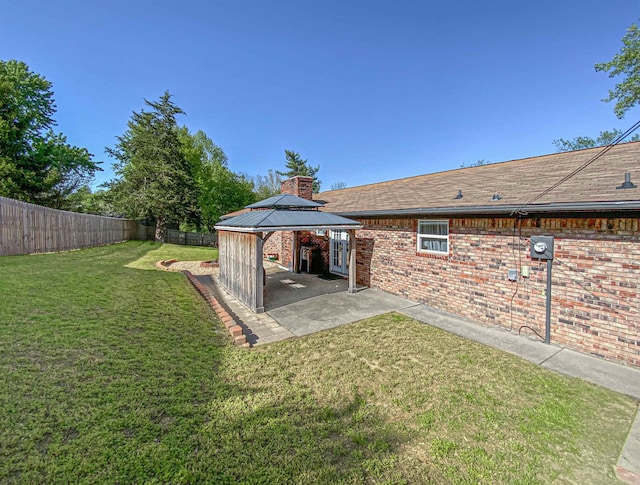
[329, 230, 349, 275]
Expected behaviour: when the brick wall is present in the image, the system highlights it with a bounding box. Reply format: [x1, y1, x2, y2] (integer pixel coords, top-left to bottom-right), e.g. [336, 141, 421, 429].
[353, 216, 640, 367]
[299, 231, 330, 272]
[281, 230, 295, 270]
[276, 231, 329, 272]
[261, 230, 295, 269]
[264, 231, 283, 261]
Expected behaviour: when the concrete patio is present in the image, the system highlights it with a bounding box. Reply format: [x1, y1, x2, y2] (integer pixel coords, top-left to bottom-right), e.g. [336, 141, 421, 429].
[263, 269, 418, 335]
[195, 267, 418, 345]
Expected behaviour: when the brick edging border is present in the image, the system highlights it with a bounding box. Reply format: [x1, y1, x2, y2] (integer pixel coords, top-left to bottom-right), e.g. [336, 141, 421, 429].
[181, 269, 248, 347]
[155, 259, 177, 270]
[616, 465, 640, 485]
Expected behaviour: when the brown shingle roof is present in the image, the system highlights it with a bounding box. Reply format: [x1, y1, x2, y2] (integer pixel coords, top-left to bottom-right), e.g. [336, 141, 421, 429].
[314, 142, 640, 215]
[221, 207, 249, 219]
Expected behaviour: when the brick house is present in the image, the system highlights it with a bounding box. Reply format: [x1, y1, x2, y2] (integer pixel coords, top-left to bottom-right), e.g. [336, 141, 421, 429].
[260, 142, 640, 367]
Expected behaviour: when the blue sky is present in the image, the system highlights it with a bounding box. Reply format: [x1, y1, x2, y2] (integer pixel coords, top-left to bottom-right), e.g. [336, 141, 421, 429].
[1, 0, 638, 191]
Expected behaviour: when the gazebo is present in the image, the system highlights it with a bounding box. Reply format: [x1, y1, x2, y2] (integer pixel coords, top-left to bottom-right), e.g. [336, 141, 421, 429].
[214, 194, 362, 313]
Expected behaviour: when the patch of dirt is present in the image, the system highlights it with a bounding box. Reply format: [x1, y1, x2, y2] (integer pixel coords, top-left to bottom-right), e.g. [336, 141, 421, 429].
[160, 259, 283, 276]
[161, 260, 219, 276]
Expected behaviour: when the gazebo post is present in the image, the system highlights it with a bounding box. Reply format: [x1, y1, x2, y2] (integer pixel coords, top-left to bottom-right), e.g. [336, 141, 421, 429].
[347, 229, 357, 294]
[255, 232, 265, 313]
[292, 231, 299, 273]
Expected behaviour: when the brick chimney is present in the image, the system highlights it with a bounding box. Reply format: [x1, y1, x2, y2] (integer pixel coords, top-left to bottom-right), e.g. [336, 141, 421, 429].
[280, 176, 314, 201]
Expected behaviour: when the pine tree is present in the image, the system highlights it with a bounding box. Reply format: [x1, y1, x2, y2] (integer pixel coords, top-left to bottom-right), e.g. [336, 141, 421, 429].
[276, 150, 321, 193]
[106, 91, 198, 241]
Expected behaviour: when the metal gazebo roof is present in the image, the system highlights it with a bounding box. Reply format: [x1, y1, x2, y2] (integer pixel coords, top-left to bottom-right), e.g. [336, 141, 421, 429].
[215, 209, 362, 233]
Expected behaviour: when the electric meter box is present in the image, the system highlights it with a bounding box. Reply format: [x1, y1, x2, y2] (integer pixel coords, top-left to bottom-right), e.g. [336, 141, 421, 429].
[530, 235, 554, 260]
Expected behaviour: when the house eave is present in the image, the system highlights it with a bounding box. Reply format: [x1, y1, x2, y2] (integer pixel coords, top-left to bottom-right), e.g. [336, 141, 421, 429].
[332, 201, 640, 218]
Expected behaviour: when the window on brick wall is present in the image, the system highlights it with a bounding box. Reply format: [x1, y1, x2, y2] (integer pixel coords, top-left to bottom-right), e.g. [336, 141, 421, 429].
[417, 220, 449, 255]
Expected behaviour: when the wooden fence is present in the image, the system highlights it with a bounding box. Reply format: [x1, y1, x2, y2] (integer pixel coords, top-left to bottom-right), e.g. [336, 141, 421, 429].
[137, 225, 218, 247]
[0, 196, 217, 256]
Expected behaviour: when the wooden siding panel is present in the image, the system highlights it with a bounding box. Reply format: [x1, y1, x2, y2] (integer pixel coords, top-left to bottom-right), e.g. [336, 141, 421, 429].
[219, 231, 261, 312]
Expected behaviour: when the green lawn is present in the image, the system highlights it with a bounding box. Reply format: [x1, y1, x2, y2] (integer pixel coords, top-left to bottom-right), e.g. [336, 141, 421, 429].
[0, 241, 636, 484]
[124, 242, 218, 270]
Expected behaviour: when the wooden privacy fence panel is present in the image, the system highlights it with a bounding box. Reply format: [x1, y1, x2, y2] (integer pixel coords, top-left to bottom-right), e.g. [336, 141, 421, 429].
[0, 197, 218, 256]
[0, 196, 138, 256]
[166, 229, 217, 247]
[218, 230, 263, 312]
[136, 226, 218, 247]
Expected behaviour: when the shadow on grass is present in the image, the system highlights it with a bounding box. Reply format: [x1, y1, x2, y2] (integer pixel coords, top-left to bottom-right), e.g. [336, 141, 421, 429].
[194, 379, 408, 484]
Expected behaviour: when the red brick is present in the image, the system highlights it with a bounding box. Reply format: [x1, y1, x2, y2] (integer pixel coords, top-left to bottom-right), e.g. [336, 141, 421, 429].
[347, 215, 640, 367]
[616, 465, 640, 485]
[281, 176, 313, 201]
[229, 325, 243, 337]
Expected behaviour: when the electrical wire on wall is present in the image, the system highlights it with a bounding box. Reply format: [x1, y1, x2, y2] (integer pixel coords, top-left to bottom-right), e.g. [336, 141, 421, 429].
[518, 233, 546, 293]
[507, 216, 522, 332]
[506, 119, 640, 342]
[554, 256, 627, 300]
[507, 217, 547, 341]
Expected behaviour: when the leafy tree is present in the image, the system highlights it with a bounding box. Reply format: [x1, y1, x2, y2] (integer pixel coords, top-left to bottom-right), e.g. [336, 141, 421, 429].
[553, 129, 640, 152]
[64, 187, 116, 215]
[178, 127, 254, 231]
[595, 22, 640, 118]
[0, 60, 100, 204]
[177, 127, 224, 229]
[276, 149, 321, 193]
[250, 169, 282, 200]
[329, 181, 347, 190]
[178, 127, 228, 173]
[106, 91, 198, 241]
[36, 133, 98, 209]
[198, 163, 255, 231]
